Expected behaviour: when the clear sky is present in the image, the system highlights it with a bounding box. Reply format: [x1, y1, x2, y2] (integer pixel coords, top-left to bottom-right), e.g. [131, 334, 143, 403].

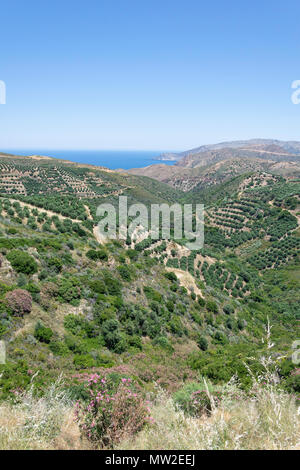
[1, 0, 300, 151]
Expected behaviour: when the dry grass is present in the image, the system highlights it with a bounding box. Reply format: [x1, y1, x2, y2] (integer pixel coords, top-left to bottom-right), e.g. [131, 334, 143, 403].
[118, 325, 300, 450]
[1, 383, 299, 450]
[0, 378, 90, 450]
[118, 384, 300, 450]
[0, 359, 299, 450]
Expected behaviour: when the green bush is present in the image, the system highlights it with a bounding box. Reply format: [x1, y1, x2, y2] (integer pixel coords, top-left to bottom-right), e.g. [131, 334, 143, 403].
[223, 304, 234, 315]
[173, 379, 219, 416]
[49, 340, 69, 356]
[73, 354, 95, 369]
[164, 272, 178, 282]
[6, 250, 38, 275]
[153, 335, 174, 352]
[90, 279, 106, 294]
[86, 249, 108, 261]
[118, 265, 131, 281]
[57, 277, 81, 304]
[284, 375, 300, 393]
[47, 257, 63, 272]
[127, 249, 139, 261]
[206, 300, 219, 314]
[169, 315, 183, 336]
[197, 335, 208, 351]
[34, 322, 53, 343]
[104, 275, 121, 296]
[128, 335, 142, 350]
[0, 360, 31, 400]
[144, 286, 162, 303]
[102, 319, 127, 353]
[214, 331, 228, 345]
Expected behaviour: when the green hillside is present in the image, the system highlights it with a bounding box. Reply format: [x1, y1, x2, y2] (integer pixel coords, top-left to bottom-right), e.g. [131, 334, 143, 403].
[0, 155, 299, 449]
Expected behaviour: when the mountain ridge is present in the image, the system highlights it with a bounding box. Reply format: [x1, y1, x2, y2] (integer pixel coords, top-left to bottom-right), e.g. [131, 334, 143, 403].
[123, 139, 300, 192]
[157, 138, 300, 161]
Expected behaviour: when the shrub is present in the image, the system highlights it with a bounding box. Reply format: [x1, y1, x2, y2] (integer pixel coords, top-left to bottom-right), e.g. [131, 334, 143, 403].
[153, 336, 174, 353]
[164, 272, 177, 282]
[90, 279, 106, 294]
[97, 249, 108, 261]
[49, 341, 69, 356]
[75, 375, 150, 448]
[47, 257, 63, 273]
[86, 249, 99, 260]
[101, 319, 127, 353]
[86, 249, 108, 261]
[118, 265, 131, 281]
[223, 304, 234, 315]
[64, 314, 88, 336]
[104, 275, 121, 296]
[197, 335, 208, 351]
[7, 228, 17, 235]
[128, 335, 142, 350]
[143, 286, 162, 303]
[34, 322, 53, 343]
[0, 359, 31, 400]
[206, 300, 219, 314]
[5, 289, 32, 316]
[168, 315, 183, 336]
[24, 283, 40, 301]
[166, 300, 174, 312]
[214, 331, 228, 345]
[173, 379, 221, 417]
[57, 277, 81, 304]
[73, 354, 95, 369]
[284, 375, 300, 393]
[191, 311, 202, 325]
[127, 249, 138, 261]
[191, 389, 221, 415]
[6, 250, 38, 275]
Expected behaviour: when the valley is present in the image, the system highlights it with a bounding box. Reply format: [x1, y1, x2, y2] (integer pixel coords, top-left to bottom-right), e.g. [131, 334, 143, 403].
[0, 143, 299, 450]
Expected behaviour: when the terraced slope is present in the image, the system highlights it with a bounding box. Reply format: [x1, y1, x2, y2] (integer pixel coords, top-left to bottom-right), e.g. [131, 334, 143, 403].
[0, 155, 299, 402]
[0, 154, 183, 204]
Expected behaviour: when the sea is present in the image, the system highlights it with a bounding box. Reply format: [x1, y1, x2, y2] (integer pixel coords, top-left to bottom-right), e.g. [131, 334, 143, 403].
[2, 149, 177, 170]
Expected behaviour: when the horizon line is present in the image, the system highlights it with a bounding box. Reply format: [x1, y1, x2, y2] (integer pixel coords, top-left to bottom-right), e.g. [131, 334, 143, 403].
[1, 148, 180, 154]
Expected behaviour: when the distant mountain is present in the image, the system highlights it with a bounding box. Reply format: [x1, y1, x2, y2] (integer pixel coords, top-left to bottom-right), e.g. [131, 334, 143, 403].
[155, 139, 300, 166]
[174, 139, 300, 168]
[124, 139, 300, 191]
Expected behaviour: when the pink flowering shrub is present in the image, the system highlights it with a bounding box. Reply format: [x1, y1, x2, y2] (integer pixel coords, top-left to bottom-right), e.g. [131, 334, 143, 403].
[75, 374, 151, 448]
[5, 289, 32, 316]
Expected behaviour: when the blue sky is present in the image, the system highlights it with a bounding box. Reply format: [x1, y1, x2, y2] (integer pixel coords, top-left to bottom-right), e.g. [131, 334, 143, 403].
[0, 0, 300, 151]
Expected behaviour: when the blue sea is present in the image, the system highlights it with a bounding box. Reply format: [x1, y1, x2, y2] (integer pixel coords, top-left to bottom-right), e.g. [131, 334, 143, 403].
[3, 149, 177, 170]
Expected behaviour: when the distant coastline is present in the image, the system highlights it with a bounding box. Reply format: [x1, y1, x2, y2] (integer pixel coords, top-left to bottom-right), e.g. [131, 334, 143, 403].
[0, 149, 177, 170]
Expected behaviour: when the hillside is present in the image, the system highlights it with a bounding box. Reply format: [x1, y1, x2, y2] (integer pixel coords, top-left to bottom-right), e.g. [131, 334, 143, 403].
[157, 138, 300, 163]
[0, 153, 183, 206]
[176, 145, 300, 169]
[0, 152, 299, 449]
[124, 158, 300, 192]
[123, 140, 300, 193]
